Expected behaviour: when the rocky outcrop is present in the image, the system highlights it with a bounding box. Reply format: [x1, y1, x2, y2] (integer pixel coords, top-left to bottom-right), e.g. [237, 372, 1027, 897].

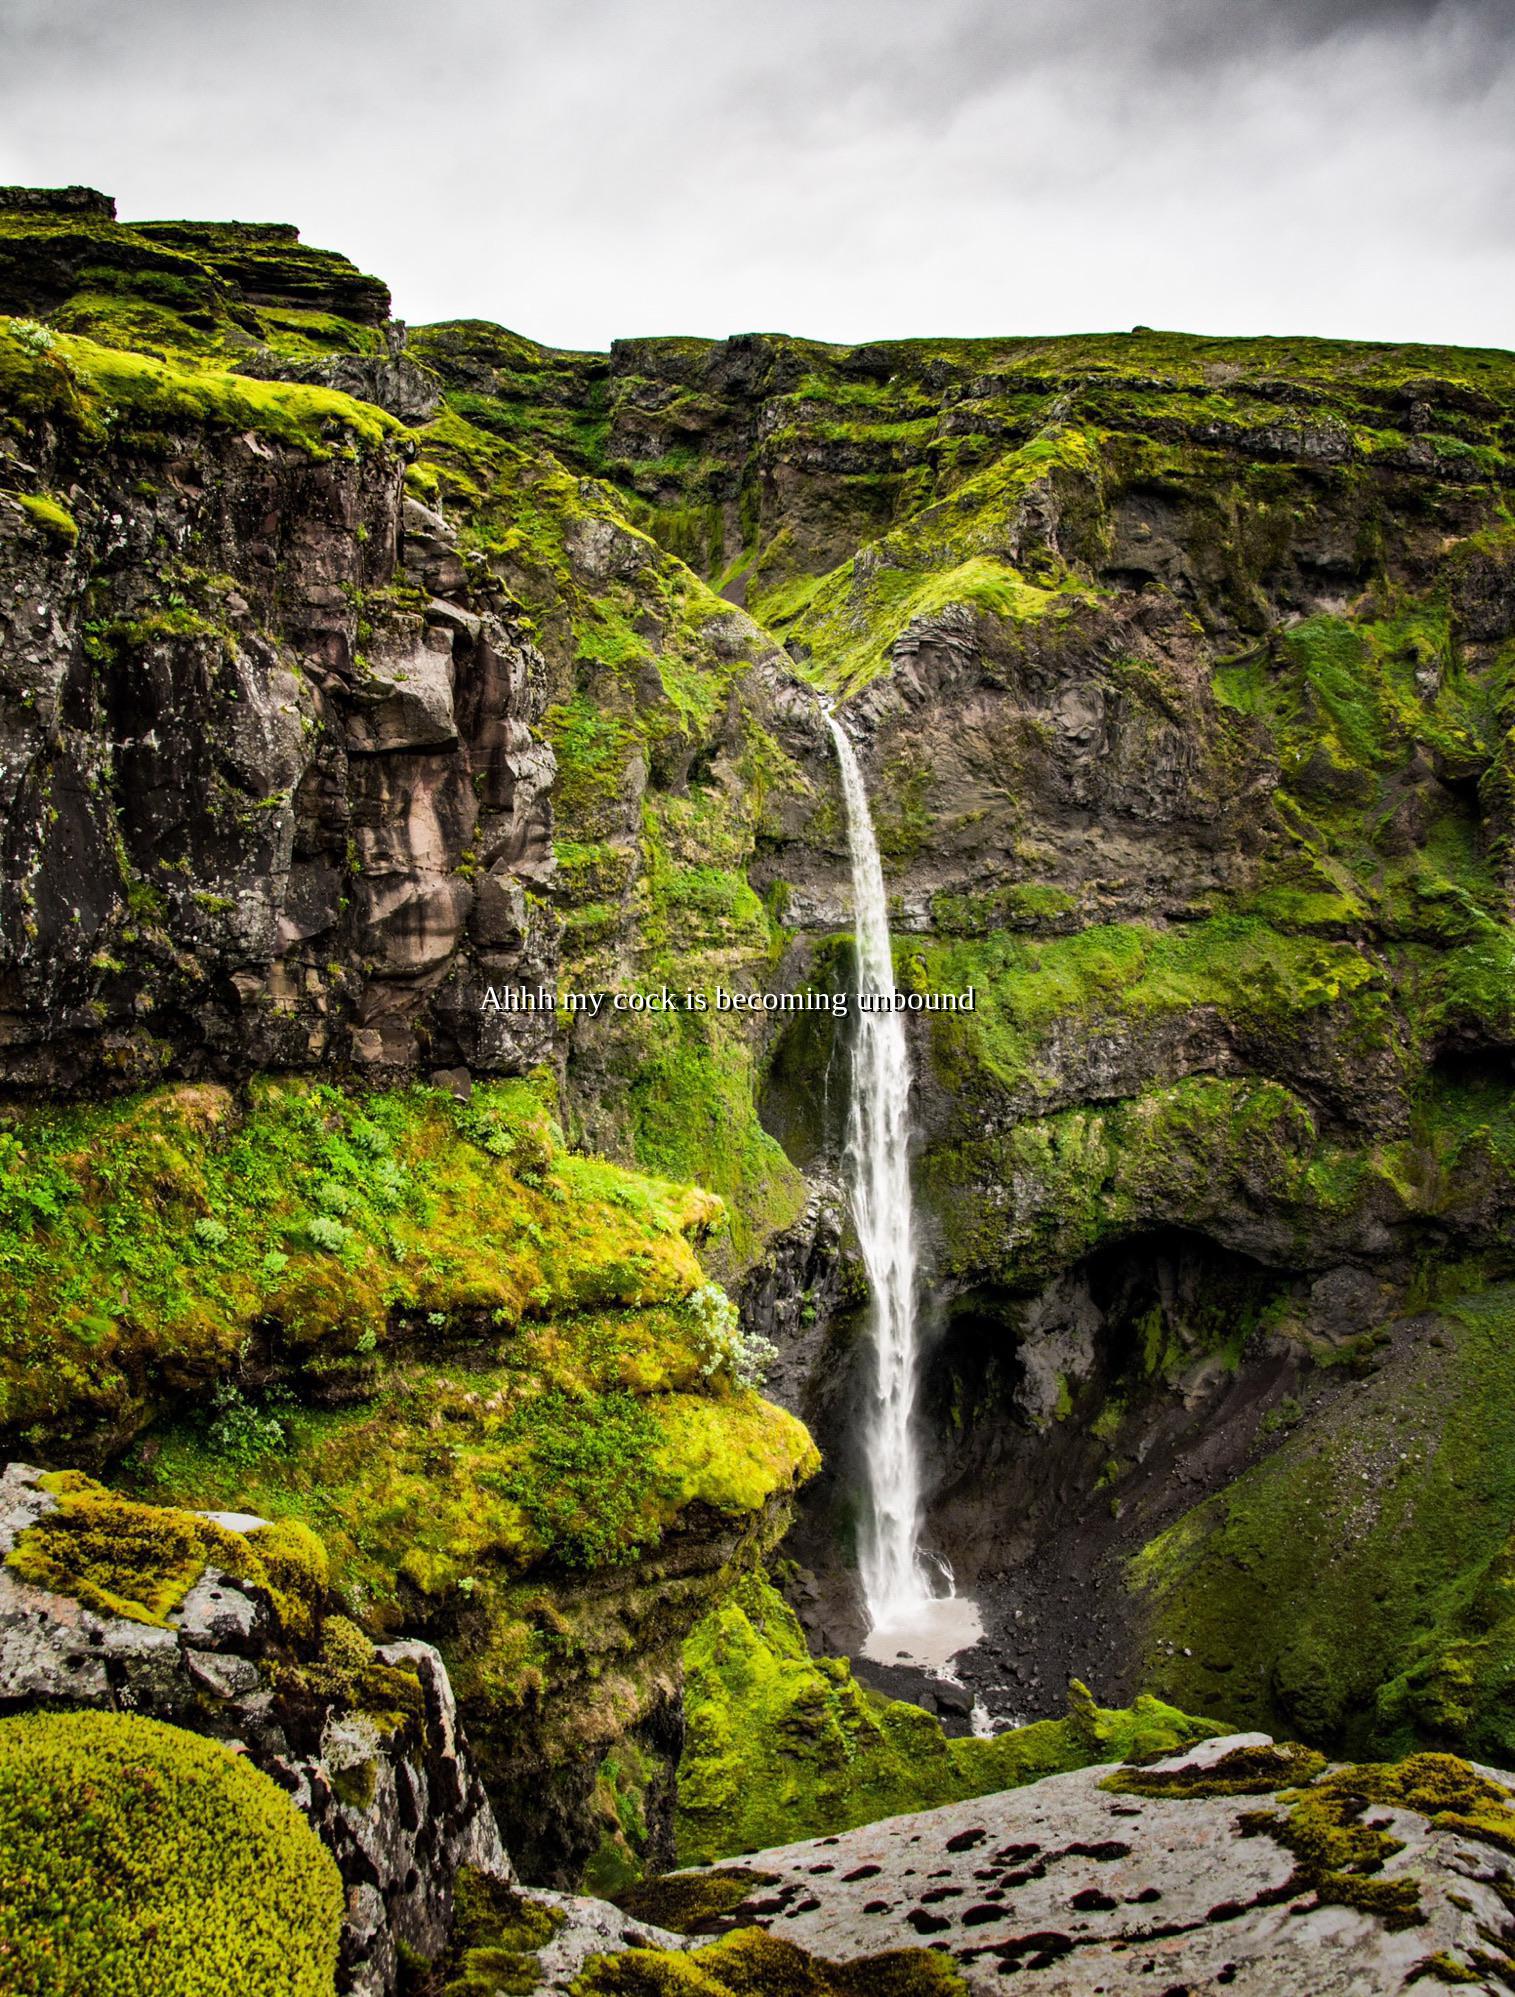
[0, 1464, 507, 1996]
[664, 1733, 1515, 1994]
[0, 377, 556, 1091]
[736, 1169, 850, 1417]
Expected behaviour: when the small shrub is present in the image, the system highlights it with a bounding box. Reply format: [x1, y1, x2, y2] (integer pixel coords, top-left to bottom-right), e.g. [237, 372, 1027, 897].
[206, 1382, 288, 1463]
[304, 1214, 352, 1254]
[683, 1282, 777, 1389]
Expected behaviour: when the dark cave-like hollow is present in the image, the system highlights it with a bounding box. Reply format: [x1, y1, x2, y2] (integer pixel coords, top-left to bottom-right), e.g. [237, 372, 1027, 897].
[783, 1225, 1314, 1717]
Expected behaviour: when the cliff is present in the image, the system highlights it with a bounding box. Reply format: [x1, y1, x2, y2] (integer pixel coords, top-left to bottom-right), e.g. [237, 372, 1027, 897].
[5, 180, 1515, 1992]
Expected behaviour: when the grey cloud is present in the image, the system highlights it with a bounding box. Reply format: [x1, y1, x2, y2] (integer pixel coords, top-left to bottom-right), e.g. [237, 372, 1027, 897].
[0, 0, 1510, 349]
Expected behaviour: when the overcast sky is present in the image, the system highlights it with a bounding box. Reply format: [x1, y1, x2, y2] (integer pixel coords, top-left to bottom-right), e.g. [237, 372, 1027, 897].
[2, 0, 1512, 352]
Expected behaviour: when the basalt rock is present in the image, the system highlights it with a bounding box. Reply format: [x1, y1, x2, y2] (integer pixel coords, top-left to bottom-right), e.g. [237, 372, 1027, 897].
[0, 400, 556, 1090]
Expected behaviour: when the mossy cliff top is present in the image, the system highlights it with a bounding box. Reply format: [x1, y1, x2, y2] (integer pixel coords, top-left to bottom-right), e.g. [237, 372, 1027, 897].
[573, 1928, 967, 1997]
[0, 313, 404, 458]
[0, 184, 390, 359]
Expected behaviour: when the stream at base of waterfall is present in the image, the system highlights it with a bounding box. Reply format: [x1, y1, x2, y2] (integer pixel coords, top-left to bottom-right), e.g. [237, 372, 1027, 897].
[825, 710, 986, 1692]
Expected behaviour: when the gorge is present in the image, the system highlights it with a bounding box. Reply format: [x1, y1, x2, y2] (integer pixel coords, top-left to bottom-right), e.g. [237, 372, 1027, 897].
[4, 182, 1515, 1993]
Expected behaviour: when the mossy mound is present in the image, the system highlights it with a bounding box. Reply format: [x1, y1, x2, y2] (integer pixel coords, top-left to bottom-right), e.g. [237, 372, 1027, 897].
[428, 1867, 565, 1996]
[0, 1709, 343, 1996]
[5, 1470, 424, 1732]
[0, 1074, 726, 1457]
[674, 1574, 1217, 1863]
[130, 1356, 814, 1740]
[571, 1926, 967, 1997]
[611, 1868, 778, 1937]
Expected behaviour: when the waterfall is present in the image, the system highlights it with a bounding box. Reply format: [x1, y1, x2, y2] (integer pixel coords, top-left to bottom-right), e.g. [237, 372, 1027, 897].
[825, 711, 934, 1631]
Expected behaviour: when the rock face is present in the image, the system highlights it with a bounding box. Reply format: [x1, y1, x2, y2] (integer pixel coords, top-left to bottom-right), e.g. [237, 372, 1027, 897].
[0, 426, 557, 1090]
[672, 1733, 1515, 1994]
[0, 1464, 508, 1996]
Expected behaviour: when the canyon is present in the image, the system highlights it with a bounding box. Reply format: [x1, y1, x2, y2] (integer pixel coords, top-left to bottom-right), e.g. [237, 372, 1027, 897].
[3, 183, 1515, 1992]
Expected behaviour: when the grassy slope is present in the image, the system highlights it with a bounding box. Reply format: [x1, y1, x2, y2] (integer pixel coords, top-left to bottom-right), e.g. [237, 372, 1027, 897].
[674, 1575, 1217, 1865]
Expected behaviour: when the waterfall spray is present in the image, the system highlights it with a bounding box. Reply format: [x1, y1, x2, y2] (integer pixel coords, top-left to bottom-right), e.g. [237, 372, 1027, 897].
[825, 710, 934, 1630]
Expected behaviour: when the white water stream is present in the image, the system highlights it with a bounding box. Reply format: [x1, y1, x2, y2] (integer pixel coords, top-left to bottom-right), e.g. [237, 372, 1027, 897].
[825, 711, 983, 1676]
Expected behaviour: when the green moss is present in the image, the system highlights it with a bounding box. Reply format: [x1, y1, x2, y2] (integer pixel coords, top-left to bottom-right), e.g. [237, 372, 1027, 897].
[914, 913, 1396, 1104]
[7, 1469, 326, 1642]
[0, 1075, 722, 1455]
[279, 1613, 423, 1734]
[920, 1072, 1417, 1294]
[621, 1016, 805, 1269]
[0, 1709, 343, 1996]
[1414, 1953, 1485, 1985]
[437, 1867, 565, 1996]
[1131, 1283, 1515, 1764]
[782, 432, 1102, 697]
[572, 1927, 968, 1997]
[0, 316, 404, 459]
[675, 1574, 1217, 1863]
[1246, 1753, 1515, 1934]
[612, 1870, 778, 1937]
[406, 401, 810, 1272]
[16, 491, 77, 542]
[1104, 1739, 1326, 1798]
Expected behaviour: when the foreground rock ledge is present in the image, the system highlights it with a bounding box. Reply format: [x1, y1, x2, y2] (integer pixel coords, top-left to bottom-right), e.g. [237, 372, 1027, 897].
[663, 1733, 1515, 1996]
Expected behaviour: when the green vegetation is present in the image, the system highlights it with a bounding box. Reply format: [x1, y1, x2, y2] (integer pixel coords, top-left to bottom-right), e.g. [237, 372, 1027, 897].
[0, 1074, 725, 1454]
[406, 398, 809, 1268]
[0, 1709, 343, 1997]
[0, 1065, 818, 1777]
[914, 912, 1397, 1104]
[5, 1471, 425, 1730]
[1113, 1742, 1515, 1962]
[765, 431, 1102, 695]
[131, 1354, 814, 1730]
[16, 490, 77, 542]
[675, 1574, 1217, 1863]
[1132, 1283, 1515, 1764]
[7, 1469, 326, 1638]
[0, 316, 404, 456]
[425, 1867, 565, 1996]
[572, 1928, 968, 1997]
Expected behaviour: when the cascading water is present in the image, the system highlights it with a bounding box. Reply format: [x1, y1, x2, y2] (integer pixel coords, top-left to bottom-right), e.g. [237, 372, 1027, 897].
[825, 709, 983, 1670]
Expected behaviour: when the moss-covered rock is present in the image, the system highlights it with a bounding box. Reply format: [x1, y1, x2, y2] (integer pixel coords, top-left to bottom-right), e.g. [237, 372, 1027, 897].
[6, 1467, 326, 1640]
[571, 1926, 967, 1997]
[674, 1574, 1217, 1863]
[0, 1074, 721, 1459]
[0, 1708, 344, 1996]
